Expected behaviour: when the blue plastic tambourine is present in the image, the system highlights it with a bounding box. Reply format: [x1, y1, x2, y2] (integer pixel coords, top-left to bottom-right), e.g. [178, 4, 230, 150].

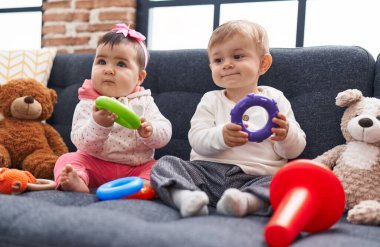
[96, 177, 144, 200]
[95, 96, 141, 129]
[230, 94, 279, 142]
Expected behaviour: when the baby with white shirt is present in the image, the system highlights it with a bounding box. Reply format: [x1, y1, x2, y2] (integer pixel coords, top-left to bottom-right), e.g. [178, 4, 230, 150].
[151, 20, 306, 217]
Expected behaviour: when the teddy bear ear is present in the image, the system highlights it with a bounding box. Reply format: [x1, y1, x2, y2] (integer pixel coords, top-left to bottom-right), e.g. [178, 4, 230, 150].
[49, 88, 57, 104]
[335, 89, 363, 107]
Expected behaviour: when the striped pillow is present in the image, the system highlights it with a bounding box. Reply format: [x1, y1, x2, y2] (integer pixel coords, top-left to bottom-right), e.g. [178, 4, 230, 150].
[0, 48, 57, 86]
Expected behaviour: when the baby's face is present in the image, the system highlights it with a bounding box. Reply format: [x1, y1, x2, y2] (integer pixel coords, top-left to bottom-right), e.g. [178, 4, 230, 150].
[208, 34, 263, 94]
[91, 43, 145, 97]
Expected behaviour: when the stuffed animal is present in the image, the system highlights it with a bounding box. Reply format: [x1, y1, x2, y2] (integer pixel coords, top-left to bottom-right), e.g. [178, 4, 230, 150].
[314, 89, 380, 225]
[0, 167, 55, 194]
[0, 167, 36, 194]
[0, 78, 68, 179]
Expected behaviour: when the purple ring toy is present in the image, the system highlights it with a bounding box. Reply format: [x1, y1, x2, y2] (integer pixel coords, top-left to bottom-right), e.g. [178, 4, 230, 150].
[230, 94, 279, 142]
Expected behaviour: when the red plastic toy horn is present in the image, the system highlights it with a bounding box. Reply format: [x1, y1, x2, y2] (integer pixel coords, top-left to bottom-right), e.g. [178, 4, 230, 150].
[264, 159, 345, 247]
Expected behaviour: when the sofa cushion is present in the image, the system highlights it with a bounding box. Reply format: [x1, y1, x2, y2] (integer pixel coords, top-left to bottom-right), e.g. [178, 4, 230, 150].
[374, 53, 380, 98]
[260, 46, 375, 158]
[1, 191, 380, 247]
[0, 48, 56, 86]
[47, 53, 93, 151]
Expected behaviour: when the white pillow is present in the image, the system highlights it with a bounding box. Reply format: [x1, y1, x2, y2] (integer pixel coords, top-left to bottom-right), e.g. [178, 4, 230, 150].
[0, 48, 57, 86]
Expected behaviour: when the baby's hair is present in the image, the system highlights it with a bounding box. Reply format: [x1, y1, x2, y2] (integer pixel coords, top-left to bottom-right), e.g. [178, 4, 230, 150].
[208, 20, 270, 56]
[98, 32, 148, 70]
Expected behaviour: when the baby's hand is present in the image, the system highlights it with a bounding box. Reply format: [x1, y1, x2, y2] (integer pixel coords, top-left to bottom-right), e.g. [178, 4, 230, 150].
[92, 104, 117, 127]
[223, 123, 249, 147]
[138, 117, 153, 138]
[270, 113, 289, 141]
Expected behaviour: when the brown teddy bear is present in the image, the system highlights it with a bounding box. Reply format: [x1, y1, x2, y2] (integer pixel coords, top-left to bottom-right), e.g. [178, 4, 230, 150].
[0, 78, 68, 179]
[314, 89, 380, 225]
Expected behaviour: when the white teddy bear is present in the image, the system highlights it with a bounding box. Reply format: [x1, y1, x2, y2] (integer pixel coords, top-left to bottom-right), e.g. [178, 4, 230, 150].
[314, 89, 380, 225]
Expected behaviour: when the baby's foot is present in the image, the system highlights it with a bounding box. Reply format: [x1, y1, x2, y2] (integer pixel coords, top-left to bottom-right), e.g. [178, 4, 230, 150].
[171, 189, 209, 217]
[217, 188, 262, 217]
[180, 191, 209, 217]
[59, 164, 89, 193]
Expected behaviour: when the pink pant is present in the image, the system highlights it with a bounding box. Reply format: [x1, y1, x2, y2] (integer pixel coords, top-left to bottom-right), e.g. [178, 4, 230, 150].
[54, 151, 155, 190]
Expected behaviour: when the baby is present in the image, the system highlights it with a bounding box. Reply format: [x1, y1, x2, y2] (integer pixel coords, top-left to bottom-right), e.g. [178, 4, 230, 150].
[151, 20, 306, 217]
[54, 24, 172, 194]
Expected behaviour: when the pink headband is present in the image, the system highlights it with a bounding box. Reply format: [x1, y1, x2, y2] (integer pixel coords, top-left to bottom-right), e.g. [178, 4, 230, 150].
[112, 23, 148, 69]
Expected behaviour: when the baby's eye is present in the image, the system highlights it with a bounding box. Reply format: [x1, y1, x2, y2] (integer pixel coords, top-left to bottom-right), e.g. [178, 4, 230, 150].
[117, 61, 126, 67]
[234, 54, 243, 60]
[97, 59, 106, 65]
[214, 58, 222, 64]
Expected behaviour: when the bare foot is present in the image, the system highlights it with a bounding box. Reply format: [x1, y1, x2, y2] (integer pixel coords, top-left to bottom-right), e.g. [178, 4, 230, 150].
[59, 164, 89, 193]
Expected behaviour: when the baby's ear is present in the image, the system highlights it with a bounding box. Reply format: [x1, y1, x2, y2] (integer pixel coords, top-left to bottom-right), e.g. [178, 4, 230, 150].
[138, 70, 147, 84]
[336, 89, 363, 107]
[259, 54, 272, 75]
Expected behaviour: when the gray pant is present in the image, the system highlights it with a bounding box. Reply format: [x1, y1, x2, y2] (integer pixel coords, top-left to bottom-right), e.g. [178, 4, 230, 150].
[151, 155, 272, 214]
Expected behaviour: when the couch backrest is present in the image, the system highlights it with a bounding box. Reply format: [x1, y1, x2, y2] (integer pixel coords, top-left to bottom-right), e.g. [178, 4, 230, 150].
[374, 54, 380, 98]
[262, 46, 375, 159]
[47, 53, 94, 152]
[47, 46, 375, 160]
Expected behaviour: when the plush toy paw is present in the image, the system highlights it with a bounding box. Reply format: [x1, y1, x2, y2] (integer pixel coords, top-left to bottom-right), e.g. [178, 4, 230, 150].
[0, 148, 11, 167]
[347, 200, 380, 225]
[0, 155, 7, 167]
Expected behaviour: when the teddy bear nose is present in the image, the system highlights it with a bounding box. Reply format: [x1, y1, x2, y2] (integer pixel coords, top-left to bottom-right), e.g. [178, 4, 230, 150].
[358, 118, 373, 128]
[24, 96, 34, 104]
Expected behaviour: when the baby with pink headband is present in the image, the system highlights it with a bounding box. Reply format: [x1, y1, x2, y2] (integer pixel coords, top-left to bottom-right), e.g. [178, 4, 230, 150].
[53, 24, 172, 195]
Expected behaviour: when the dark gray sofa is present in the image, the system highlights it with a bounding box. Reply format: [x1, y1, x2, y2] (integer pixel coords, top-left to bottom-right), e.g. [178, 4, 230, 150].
[1, 47, 379, 247]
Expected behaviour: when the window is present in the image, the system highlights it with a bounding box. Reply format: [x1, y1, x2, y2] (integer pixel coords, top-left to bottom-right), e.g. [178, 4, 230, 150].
[219, 1, 298, 48]
[137, 0, 306, 50]
[148, 5, 214, 49]
[304, 0, 380, 57]
[137, 0, 379, 58]
[0, 0, 43, 50]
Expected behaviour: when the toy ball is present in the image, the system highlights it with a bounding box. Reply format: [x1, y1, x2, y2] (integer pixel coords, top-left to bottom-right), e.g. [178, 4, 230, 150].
[95, 96, 141, 129]
[230, 94, 279, 142]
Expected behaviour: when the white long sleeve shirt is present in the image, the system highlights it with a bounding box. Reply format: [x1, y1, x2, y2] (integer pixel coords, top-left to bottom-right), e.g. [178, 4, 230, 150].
[71, 80, 172, 165]
[189, 86, 306, 176]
